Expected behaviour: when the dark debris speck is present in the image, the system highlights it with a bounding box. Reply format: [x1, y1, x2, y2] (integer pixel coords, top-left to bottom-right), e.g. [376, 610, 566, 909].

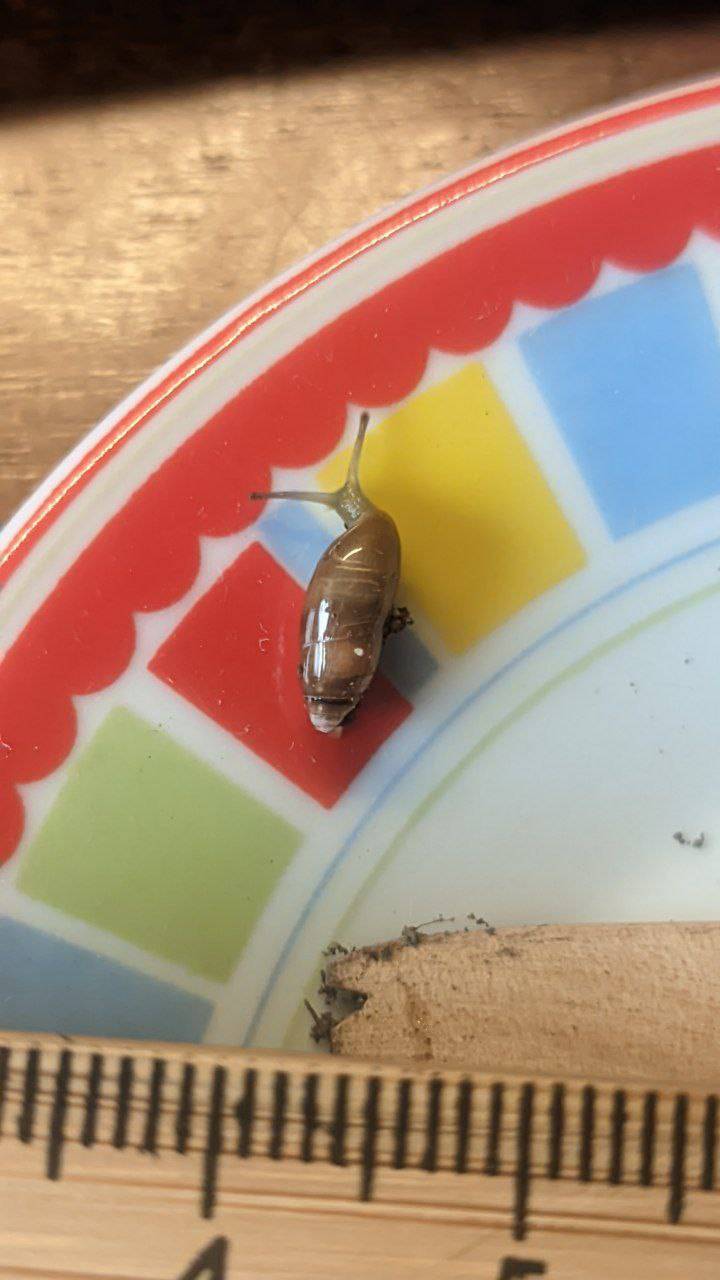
[673, 830, 707, 849]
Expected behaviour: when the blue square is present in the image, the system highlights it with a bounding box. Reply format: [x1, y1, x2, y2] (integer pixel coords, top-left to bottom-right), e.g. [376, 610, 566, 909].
[521, 264, 720, 538]
[0, 917, 213, 1042]
[258, 501, 333, 586]
[380, 627, 438, 698]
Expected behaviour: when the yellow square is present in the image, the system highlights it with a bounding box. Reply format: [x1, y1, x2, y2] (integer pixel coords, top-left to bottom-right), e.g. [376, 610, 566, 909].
[319, 364, 585, 653]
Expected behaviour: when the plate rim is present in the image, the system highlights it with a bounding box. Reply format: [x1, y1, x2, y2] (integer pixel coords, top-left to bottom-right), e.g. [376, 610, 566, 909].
[3, 73, 720, 585]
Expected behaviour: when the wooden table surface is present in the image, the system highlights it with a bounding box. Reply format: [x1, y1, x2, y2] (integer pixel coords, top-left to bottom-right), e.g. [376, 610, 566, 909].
[2, 5, 720, 526]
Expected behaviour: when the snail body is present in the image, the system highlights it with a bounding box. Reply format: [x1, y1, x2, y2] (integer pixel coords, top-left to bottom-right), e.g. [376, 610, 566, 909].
[251, 413, 406, 733]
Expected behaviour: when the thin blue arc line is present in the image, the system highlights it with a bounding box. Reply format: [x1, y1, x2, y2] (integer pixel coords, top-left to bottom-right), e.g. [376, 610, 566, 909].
[242, 532, 720, 1045]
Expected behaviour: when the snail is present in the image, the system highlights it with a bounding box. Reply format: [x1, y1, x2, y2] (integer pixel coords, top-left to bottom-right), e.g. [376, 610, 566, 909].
[251, 412, 410, 734]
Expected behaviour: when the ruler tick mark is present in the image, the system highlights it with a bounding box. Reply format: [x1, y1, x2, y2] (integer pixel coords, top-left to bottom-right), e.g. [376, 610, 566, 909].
[455, 1079, 472, 1174]
[113, 1056, 134, 1149]
[17, 1048, 39, 1144]
[0, 1046, 9, 1139]
[668, 1093, 688, 1224]
[639, 1091, 657, 1186]
[176, 1063, 195, 1154]
[269, 1071, 288, 1160]
[486, 1082, 504, 1175]
[301, 1073, 319, 1162]
[513, 1083, 534, 1241]
[360, 1077, 381, 1201]
[393, 1079, 412, 1169]
[236, 1067, 256, 1158]
[141, 1058, 166, 1154]
[579, 1085, 595, 1182]
[330, 1074, 348, 1166]
[202, 1066, 226, 1219]
[46, 1049, 72, 1180]
[608, 1089, 627, 1185]
[422, 1078, 443, 1172]
[81, 1053, 103, 1147]
[547, 1083, 565, 1179]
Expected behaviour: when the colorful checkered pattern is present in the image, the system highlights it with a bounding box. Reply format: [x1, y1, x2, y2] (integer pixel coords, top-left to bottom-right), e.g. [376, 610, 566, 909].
[6, 245, 720, 1044]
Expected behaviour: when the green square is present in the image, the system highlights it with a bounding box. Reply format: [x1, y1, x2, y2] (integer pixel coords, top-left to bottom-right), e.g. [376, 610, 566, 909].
[19, 708, 301, 982]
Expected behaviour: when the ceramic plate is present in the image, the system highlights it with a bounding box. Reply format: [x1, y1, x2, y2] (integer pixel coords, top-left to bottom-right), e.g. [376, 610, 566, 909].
[4, 80, 720, 1050]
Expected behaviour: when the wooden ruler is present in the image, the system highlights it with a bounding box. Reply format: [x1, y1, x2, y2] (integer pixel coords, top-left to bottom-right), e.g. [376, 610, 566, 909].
[1, 1031, 719, 1279]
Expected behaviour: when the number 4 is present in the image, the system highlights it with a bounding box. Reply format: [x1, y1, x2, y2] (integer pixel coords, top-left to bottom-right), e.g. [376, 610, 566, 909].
[176, 1236, 228, 1279]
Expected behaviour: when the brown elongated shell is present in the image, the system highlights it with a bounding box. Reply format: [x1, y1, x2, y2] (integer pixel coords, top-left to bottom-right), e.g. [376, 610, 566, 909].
[300, 509, 400, 731]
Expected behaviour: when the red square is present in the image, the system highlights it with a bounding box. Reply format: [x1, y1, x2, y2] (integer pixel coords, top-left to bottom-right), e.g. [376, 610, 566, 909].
[149, 543, 411, 807]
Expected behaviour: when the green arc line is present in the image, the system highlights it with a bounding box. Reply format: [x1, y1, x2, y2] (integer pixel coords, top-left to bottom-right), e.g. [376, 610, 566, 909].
[337, 575, 720, 935]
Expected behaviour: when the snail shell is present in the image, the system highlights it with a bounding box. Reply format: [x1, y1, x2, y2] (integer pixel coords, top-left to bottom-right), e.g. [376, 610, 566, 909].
[300, 508, 400, 732]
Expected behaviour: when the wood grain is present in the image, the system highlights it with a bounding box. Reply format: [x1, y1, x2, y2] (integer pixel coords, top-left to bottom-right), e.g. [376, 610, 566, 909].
[329, 922, 720, 1089]
[3, 16, 720, 523]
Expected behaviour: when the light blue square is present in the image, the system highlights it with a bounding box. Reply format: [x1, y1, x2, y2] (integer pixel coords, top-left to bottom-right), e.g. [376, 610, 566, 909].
[380, 628, 438, 698]
[521, 264, 720, 538]
[0, 917, 213, 1042]
[258, 501, 333, 586]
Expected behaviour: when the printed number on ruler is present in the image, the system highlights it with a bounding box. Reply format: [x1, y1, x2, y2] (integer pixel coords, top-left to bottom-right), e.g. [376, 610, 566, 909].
[176, 1241, 547, 1279]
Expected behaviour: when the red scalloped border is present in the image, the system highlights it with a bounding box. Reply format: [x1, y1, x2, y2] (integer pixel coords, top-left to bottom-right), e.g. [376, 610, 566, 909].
[4, 77, 717, 586]
[4, 79, 720, 588]
[2, 141, 720, 862]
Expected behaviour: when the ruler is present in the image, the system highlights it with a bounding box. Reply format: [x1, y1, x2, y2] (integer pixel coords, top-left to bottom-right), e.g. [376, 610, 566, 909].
[1, 1031, 719, 1279]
